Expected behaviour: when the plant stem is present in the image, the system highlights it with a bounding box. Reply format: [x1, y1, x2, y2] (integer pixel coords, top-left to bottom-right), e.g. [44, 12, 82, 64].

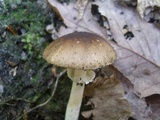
[65, 82, 85, 120]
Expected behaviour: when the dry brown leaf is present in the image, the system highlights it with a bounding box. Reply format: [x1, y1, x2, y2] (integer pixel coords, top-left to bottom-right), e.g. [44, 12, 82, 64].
[102, 66, 155, 120]
[83, 76, 131, 120]
[93, 0, 160, 97]
[47, 0, 108, 37]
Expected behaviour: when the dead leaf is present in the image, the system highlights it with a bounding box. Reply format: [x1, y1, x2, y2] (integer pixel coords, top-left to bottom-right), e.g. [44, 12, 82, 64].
[83, 76, 131, 120]
[47, 0, 108, 37]
[9, 66, 18, 76]
[75, 0, 89, 20]
[102, 66, 154, 120]
[7, 60, 17, 66]
[93, 0, 160, 97]
[145, 95, 160, 119]
[137, 0, 160, 18]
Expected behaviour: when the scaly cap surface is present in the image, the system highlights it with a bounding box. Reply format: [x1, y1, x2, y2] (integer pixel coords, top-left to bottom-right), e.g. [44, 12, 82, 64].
[43, 32, 116, 69]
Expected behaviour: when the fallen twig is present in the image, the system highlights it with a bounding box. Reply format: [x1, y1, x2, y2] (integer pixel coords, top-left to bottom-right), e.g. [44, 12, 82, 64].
[16, 70, 66, 120]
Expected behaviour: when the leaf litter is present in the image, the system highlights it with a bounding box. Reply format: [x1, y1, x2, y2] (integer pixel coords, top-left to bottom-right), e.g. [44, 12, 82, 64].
[83, 75, 131, 120]
[47, 0, 160, 119]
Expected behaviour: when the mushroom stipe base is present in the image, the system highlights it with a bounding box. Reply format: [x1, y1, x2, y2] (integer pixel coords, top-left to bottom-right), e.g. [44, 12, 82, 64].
[65, 68, 95, 120]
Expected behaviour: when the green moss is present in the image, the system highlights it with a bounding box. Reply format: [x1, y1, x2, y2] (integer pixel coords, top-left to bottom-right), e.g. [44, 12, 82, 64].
[0, 1, 51, 58]
[0, 1, 71, 120]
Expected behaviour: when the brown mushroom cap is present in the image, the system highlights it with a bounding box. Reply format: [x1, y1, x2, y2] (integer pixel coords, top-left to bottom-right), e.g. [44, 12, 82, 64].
[43, 32, 116, 70]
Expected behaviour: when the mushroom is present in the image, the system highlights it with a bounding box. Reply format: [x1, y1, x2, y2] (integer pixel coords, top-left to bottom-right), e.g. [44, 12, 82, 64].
[43, 32, 116, 120]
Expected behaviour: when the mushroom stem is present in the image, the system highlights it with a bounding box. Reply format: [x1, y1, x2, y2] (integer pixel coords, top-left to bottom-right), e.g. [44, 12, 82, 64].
[65, 68, 95, 120]
[65, 82, 85, 120]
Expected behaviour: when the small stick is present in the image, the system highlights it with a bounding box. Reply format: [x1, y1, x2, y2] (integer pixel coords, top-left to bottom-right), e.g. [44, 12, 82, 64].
[16, 70, 66, 120]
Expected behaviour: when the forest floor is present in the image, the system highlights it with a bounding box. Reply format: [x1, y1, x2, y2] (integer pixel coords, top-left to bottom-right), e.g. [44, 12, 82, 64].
[0, 1, 71, 120]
